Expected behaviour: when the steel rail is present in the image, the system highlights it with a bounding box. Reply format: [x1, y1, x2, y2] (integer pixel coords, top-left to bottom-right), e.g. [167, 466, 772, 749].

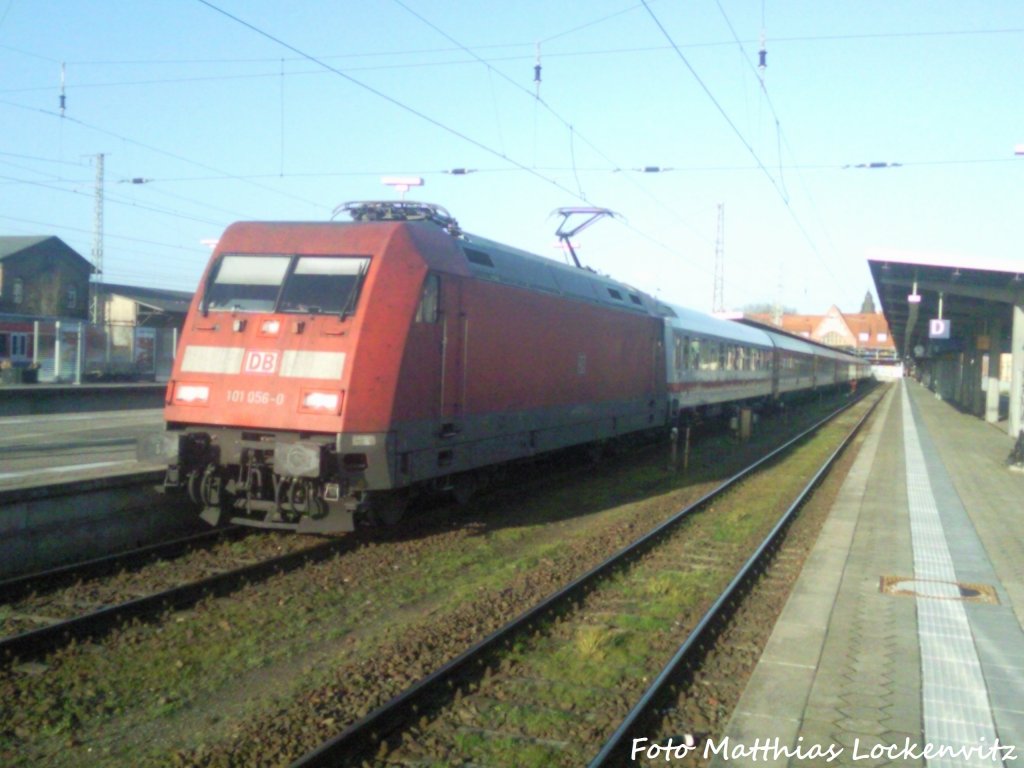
[0, 536, 348, 664]
[0, 525, 244, 604]
[289, 390, 877, 767]
[587, 391, 882, 766]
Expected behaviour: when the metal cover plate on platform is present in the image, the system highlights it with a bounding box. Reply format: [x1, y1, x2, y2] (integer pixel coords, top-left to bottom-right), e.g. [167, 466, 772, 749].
[879, 575, 999, 604]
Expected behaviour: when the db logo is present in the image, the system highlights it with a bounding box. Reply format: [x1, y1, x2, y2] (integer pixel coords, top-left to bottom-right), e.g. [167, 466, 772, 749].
[244, 350, 279, 374]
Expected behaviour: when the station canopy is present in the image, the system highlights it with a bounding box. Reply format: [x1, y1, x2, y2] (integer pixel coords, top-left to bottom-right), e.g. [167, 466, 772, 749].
[868, 249, 1024, 360]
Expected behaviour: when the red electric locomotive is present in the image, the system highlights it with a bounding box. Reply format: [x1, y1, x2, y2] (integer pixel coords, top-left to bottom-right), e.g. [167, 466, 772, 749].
[150, 202, 667, 533]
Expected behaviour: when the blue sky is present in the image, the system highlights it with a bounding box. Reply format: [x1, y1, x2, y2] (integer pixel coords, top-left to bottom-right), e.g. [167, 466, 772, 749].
[2, 1, 1022, 314]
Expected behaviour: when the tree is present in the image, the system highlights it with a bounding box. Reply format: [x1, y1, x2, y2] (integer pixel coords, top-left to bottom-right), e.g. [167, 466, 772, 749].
[741, 302, 796, 315]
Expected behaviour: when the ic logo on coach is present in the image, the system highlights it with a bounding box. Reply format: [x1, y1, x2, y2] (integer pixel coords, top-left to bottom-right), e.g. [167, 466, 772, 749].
[244, 350, 279, 374]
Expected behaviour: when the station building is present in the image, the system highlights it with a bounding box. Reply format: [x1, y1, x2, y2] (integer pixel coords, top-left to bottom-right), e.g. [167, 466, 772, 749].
[0, 235, 192, 381]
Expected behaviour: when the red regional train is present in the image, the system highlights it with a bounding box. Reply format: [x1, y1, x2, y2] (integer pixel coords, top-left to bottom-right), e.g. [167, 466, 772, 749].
[146, 202, 870, 534]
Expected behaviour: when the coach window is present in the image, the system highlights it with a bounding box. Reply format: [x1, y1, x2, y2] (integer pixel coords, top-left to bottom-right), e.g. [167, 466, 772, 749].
[673, 334, 684, 374]
[703, 342, 714, 371]
[415, 274, 440, 323]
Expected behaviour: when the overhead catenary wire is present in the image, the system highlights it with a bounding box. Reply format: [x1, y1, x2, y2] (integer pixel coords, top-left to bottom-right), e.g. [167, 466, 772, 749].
[0, 97, 327, 212]
[0, 211, 210, 255]
[714, 0, 846, 291]
[0, 171, 227, 228]
[642, 0, 843, 291]
[18, 25, 1020, 70]
[194, 0, 603, 216]
[7, 4, 1012, 308]
[387, 0, 713, 248]
[196, 0, 718, 278]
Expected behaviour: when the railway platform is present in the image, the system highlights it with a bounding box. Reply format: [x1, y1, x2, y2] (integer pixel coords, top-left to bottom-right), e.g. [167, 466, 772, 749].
[714, 378, 1024, 767]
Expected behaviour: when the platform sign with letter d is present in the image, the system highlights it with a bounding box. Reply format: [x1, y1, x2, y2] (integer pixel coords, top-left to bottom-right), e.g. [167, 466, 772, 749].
[929, 319, 951, 339]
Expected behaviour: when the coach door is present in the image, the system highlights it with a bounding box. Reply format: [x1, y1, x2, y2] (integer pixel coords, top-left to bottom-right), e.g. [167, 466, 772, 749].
[438, 277, 466, 437]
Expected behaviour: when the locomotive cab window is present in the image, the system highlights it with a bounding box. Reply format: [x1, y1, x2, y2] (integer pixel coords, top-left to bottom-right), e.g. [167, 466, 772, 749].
[206, 255, 291, 312]
[205, 254, 370, 315]
[279, 256, 370, 315]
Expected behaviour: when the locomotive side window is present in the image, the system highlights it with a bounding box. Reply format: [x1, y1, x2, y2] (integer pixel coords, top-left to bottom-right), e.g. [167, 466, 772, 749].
[415, 274, 440, 324]
[279, 256, 370, 315]
[465, 249, 494, 268]
[207, 255, 291, 312]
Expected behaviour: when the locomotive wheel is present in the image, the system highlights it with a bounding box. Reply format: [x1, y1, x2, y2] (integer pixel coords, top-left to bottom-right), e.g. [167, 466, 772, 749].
[371, 493, 407, 526]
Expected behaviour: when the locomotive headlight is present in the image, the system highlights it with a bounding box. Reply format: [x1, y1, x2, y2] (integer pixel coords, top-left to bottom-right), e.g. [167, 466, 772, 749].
[260, 319, 281, 335]
[173, 383, 210, 404]
[299, 390, 342, 414]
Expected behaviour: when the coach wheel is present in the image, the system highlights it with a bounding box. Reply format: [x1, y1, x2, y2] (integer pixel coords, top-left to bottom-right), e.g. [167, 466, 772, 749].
[451, 473, 477, 506]
[580, 443, 603, 467]
[371, 493, 407, 526]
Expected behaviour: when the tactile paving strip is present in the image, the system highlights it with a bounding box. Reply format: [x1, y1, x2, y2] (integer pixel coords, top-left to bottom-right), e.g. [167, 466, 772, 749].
[901, 384, 1002, 767]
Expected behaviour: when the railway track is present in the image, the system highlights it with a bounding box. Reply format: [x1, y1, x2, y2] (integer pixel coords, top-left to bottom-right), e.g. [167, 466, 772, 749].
[0, 526, 349, 664]
[0, 525, 242, 605]
[0, 387, 880, 768]
[288, 391, 880, 767]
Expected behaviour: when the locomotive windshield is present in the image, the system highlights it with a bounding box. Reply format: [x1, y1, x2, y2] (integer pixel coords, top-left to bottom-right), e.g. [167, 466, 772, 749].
[205, 254, 370, 315]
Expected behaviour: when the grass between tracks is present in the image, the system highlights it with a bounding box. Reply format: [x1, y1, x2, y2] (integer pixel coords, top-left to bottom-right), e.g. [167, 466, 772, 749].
[416, 403, 870, 767]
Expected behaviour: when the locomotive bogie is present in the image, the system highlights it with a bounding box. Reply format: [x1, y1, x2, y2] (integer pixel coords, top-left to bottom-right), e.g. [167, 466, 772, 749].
[157, 427, 360, 533]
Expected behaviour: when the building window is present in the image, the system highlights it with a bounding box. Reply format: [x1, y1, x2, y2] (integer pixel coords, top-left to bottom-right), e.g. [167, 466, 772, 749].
[67, 285, 78, 309]
[10, 333, 28, 359]
[13, 278, 23, 305]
